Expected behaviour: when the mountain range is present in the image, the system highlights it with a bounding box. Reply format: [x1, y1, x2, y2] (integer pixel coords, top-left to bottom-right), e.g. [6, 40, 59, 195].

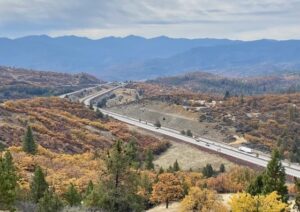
[0, 35, 300, 80]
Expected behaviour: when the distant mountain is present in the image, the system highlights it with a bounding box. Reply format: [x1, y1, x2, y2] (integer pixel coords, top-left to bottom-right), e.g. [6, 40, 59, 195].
[116, 40, 300, 80]
[148, 71, 300, 95]
[1, 35, 300, 80]
[0, 35, 239, 79]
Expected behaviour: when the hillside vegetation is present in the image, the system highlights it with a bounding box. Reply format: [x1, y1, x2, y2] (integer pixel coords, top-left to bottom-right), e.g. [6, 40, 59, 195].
[0, 66, 103, 101]
[149, 71, 300, 95]
[206, 93, 300, 161]
[0, 97, 169, 154]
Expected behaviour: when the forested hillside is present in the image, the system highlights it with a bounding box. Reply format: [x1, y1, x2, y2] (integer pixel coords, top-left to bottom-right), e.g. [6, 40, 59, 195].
[0, 97, 168, 154]
[0, 66, 103, 101]
[149, 71, 300, 95]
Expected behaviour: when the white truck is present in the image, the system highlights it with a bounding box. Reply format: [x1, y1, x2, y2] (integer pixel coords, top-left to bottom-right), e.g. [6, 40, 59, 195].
[238, 146, 252, 153]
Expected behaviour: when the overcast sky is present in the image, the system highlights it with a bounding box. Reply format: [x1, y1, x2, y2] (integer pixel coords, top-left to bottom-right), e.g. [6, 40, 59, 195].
[0, 0, 300, 40]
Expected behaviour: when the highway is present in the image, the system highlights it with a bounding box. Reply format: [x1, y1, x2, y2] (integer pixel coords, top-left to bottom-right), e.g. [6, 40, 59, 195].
[64, 84, 300, 178]
[59, 84, 103, 98]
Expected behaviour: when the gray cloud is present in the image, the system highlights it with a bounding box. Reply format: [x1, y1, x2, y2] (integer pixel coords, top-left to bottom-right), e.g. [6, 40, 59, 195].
[0, 0, 299, 40]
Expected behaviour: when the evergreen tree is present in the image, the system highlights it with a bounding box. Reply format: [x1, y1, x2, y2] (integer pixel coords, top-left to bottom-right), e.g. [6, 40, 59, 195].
[219, 164, 225, 173]
[294, 178, 300, 211]
[30, 166, 49, 203]
[167, 165, 174, 173]
[202, 164, 214, 178]
[223, 90, 230, 100]
[154, 120, 161, 128]
[173, 160, 180, 172]
[64, 183, 82, 207]
[145, 149, 154, 170]
[86, 140, 144, 211]
[96, 108, 104, 119]
[0, 151, 18, 211]
[262, 149, 288, 202]
[22, 126, 37, 155]
[84, 180, 94, 199]
[158, 167, 164, 174]
[186, 130, 193, 137]
[125, 139, 139, 168]
[247, 174, 264, 196]
[38, 189, 63, 212]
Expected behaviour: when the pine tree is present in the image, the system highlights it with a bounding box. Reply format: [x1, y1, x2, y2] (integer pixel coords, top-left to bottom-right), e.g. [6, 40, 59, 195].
[154, 120, 161, 128]
[84, 180, 94, 199]
[186, 130, 193, 137]
[64, 183, 82, 207]
[125, 139, 139, 168]
[247, 174, 264, 195]
[173, 160, 180, 172]
[30, 166, 49, 203]
[145, 149, 154, 170]
[202, 164, 214, 178]
[86, 140, 144, 211]
[22, 126, 37, 155]
[262, 149, 288, 202]
[294, 177, 300, 210]
[38, 189, 63, 212]
[0, 151, 18, 210]
[158, 167, 164, 174]
[223, 90, 230, 100]
[219, 164, 225, 173]
[96, 108, 104, 119]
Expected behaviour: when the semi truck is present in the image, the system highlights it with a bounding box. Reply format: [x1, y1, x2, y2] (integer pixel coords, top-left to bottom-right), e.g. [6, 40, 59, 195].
[238, 146, 252, 153]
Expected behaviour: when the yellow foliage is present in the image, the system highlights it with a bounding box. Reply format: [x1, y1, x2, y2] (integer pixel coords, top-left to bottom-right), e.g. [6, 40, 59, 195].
[228, 192, 288, 212]
[9, 146, 103, 194]
[180, 187, 227, 212]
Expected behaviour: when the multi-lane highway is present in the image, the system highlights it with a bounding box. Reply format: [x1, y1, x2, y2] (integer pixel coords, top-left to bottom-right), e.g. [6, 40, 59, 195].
[63, 84, 300, 178]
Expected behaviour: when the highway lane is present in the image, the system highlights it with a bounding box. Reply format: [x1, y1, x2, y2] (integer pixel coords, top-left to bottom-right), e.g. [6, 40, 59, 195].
[63, 84, 300, 178]
[59, 84, 103, 98]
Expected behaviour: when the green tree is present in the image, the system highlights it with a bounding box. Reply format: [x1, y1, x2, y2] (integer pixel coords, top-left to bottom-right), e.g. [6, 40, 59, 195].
[247, 174, 264, 196]
[22, 126, 37, 155]
[125, 139, 139, 168]
[30, 166, 49, 203]
[38, 189, 63, 212]
[202, 164, 214, 178]
[86, 140, 144, 211]
[64, 183, 82, 207]
[173, 160, 180, 172]
[186, 130, 193, 137]
[223, 90, 230, 100]
[262, 149, 288, 202]
[294, 177, 300, 211]
[219, 164, 225, 173]
[84, 180, 94, 199]
[154, 120, 161, 128]
[158, 167, 164, 174]
[96, 108, 104, 119]
[0, 151, 18, 211]
[145, 149, 154, 170]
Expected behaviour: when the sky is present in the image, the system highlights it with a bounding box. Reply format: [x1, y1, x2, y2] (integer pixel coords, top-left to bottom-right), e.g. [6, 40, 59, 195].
[0, 0, 300, 40]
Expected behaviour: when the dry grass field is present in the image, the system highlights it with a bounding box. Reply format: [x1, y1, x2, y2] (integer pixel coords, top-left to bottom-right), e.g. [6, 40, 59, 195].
[153, 140, 234, 171]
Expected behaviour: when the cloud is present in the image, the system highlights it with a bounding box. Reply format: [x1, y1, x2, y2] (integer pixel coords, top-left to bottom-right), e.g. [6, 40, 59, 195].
[0, 0, 299, 40]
